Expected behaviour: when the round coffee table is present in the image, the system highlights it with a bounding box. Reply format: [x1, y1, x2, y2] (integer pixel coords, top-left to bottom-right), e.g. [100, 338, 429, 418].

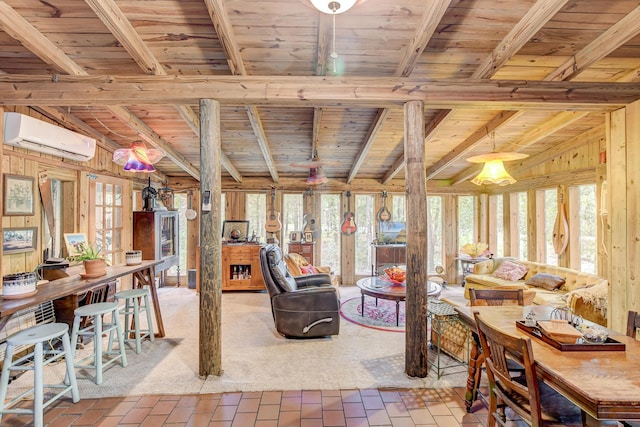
[355, 277, 442, 326]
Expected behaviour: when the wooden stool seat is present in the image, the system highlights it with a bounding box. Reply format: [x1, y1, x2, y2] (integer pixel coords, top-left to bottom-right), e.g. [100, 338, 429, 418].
[0, 323, 79, 427]
[114, 288, 154, 354]
[70, 301, 127, 385]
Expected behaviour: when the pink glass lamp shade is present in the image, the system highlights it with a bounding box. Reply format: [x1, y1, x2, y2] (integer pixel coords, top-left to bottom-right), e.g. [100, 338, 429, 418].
[112, 141, 165, 173]
[306, 167, 328, 185]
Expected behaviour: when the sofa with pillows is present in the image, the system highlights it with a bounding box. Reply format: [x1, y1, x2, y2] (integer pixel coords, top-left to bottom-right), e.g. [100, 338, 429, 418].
[284, 252, 340, 289]
[463, 257, 609, 326]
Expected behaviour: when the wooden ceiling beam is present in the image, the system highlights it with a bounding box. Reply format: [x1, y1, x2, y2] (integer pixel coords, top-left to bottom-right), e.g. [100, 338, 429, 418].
[33, 106, 120, 152]
[1, 75, 638, 109]
[109, 106, 200, 179]
[449, 111, 590, 185]
[425, 110, 525, 180]
[0, 1, 200, 179]
[545, 5, 640, 82]
[347, 108, 389, 184]
[371, 0, 451, 183]
[446, 2, 640, 184]
[381, 155, 406, 185]
[86, 0, 242, 182]
[509, 124, 605, 176]
[472, 0, 570, 80]
[204, 0, 276, 183]
[423, 0, 570, 180]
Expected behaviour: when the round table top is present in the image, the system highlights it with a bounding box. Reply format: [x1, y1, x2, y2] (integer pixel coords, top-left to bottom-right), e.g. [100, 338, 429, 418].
[356, 276, 442, 299]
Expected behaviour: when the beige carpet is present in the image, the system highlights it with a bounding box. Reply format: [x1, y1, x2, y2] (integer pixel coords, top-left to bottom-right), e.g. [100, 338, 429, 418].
[7, 285, 469, 398]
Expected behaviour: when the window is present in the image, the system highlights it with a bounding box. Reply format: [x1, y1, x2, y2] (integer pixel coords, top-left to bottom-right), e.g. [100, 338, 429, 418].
[246, 193, 266, 242]
[571, 184, 597, 273]
[168, 193, 187, 277]
[458, 195, 475, 248]
[91, 178, 125, 266]
[517, 192, 528, 259]
[355, 194, 375, 275]
[543, 189, 558, 266]
[320, 193, 341, 273]
[427, 195, 443, 272]
[489, 195, 504, 257]
[282, 193, 303, 250]
[391, 194, 406, 222]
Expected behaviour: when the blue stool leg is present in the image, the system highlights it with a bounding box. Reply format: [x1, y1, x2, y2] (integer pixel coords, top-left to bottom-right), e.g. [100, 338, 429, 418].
[0, 343, 15, 424]
[144, 293, 155, 342]
[33, 341, 43, 427]
[94, 314, 103, 385]
[114, 310, 128, 367]
[61, 331, 80, 403]
[133, 297, 141, 353]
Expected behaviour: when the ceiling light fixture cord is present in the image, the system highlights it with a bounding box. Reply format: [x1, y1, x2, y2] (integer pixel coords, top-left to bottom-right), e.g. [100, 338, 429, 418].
[330, 1, 340, 74]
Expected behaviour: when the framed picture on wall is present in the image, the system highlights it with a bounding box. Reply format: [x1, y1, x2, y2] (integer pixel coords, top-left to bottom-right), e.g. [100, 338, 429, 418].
[3, 174, 35, 216]
[2, 227, 38, 254]
[63, 233, 88, 257]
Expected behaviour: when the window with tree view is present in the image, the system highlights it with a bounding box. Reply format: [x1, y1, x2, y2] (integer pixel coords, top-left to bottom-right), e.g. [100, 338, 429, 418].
[320, 194, 341, 274]
[355, 194, 375, 275]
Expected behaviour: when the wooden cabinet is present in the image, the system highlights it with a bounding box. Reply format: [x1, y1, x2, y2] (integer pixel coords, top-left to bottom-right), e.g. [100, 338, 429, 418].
[133, 211, 179, 282]
[222, 244, 264, 291]
[374, 244, 406, 275]
[288, 242, 314, 264]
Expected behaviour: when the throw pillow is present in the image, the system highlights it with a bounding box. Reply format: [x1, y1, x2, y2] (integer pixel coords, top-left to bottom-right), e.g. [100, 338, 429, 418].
[525, 273, 566, 291]
[473, 259, 494, 275]
[492, 260, 528, 281]
[300, 265, 319, 275]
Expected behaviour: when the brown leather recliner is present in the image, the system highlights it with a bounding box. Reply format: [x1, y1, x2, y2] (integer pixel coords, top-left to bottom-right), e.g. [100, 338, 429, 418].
[259, 244, 340, 338]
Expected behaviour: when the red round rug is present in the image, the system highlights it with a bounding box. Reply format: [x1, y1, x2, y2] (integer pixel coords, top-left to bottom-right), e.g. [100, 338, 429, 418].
[339, 297, 405, 332]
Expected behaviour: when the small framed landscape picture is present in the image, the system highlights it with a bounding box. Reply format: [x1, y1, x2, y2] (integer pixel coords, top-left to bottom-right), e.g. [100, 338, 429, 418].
[3, 174, 35, 216]
[64, 233, 88, 257]
[2, 227, 38, 254]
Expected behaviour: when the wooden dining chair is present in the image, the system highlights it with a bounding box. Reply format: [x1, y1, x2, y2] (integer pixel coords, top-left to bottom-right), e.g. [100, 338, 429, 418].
[620, 311, 640, 427]
[473, 311, 588, 427]
[469, 288, 525, 306]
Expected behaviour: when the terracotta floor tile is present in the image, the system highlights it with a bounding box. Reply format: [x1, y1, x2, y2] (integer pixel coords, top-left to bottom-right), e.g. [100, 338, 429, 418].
[238, 397, 261, 413]
[340, 390, 363, 403]
[343, 402, 366, 418]
[362, 395, 385, 410]
[72, 408, 109, 425]
[302, 390, 323, 404]
[365, 408, 391, 426]
[384, 401, 410, 417]
[262, 391, 283, 405]
[281, 396, 302, 411]
[389, 416, 418, 427]
[301, 419, 325, 427]
[119, 406, 152, 424]
[323, 409, 347, 426]
[212, 404, 238, 421]
[278, 410, 302, 427]
[140, 414, 170, 426]
[321, 395, 343, 411]
[345, 418, 370, 427]
[301, 402, 323, 419]
[408, 408, 436, 425]
[432, 415, 460, 427]
[257, 403, 281, 420]
[231, 411, 258, 427]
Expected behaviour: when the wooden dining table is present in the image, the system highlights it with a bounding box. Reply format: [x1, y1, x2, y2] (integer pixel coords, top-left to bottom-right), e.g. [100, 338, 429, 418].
[0, 260, 165, 337]
[455, 304, 640, 422]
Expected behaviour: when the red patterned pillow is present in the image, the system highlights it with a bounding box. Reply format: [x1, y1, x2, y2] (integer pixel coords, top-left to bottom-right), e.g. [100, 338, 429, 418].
[300, 265, 319, 275]
[492, 260, 528, 281]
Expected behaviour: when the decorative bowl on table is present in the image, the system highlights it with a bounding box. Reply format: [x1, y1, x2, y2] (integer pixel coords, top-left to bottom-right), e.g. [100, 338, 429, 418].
[125, 250, 143, 266]
[383, 267, 406, 284]
[578, 324, 609, 343]
[2, 272, 38, 299]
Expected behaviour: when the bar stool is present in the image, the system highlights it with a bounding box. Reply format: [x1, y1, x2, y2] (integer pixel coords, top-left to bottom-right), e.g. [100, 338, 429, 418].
[0, 323, 79, 427]
[70, 301, 127, 385]
[113, 288, 155, 354]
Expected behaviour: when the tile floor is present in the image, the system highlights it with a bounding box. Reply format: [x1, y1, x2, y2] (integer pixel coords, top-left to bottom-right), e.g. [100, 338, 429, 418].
[2, 387, 490, 426]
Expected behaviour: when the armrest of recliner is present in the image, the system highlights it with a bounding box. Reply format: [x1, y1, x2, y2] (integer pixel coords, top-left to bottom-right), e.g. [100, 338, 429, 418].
[271, 286, 339, 311]
[294, 273, 333, 288]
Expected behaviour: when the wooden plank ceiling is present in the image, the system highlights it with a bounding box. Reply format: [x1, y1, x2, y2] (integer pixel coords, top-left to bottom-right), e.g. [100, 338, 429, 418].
[1, 0, 639, 189]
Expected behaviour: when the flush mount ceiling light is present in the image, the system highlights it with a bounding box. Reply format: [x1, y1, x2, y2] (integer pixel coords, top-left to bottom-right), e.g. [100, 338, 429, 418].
[112, 141, 165, 173]
[310, 0, 357, 74]
[310, 0, 356, 14]
[466, 132, 528, 186]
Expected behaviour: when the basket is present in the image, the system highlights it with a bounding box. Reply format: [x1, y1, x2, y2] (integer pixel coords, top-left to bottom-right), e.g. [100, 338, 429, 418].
[125, 250, 143, 265]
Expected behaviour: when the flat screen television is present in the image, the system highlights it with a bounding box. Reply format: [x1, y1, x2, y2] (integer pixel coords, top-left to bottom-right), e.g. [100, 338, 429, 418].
[378, 221, 406, 244]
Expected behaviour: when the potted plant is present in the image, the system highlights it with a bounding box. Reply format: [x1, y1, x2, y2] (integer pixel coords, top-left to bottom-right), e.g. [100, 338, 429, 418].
[69, 242, 107, 277]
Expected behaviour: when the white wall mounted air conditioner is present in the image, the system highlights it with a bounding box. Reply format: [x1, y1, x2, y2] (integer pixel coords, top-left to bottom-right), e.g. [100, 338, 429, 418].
[3, 112, 96, 162]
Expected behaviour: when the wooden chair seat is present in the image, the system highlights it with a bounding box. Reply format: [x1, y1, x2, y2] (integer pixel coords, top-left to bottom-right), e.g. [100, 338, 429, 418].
[474, 312, 588, 427]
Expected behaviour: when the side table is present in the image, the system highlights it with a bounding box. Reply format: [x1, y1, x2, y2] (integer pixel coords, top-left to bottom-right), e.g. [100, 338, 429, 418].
[427, 300, 470, 379]
[455, 257, 490, 285]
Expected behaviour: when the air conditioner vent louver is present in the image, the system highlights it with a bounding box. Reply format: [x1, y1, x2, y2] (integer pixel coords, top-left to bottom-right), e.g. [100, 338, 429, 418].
[3, 112, 96, 162]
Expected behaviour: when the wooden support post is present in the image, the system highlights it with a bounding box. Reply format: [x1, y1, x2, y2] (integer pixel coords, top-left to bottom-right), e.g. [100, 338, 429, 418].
[444, 195, 458, 284]
[403, 100, 429, 378]
[199, 99, 223, 376]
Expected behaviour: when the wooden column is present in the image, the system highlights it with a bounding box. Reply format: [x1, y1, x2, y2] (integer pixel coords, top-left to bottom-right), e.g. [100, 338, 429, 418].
[403, 100, 428, 378]
[607, 102, 640, 332]
[527, 189, 543, 262]
[199, 99, 223, 376]
[477, 193, 489, 245]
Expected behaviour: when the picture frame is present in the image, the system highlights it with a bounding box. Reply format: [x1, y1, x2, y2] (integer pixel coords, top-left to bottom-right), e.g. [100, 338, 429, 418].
[3, 174, 35, 216]
[63, 233, 88, 257]
[222, 220, 250, 242]
[2, 227, 38, 254]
